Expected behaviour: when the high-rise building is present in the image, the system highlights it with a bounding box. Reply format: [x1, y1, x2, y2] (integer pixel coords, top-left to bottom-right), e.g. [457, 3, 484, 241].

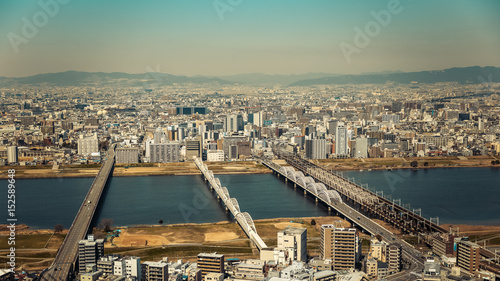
[387, 243, 401, 274]
[116, 148, 140, 164]
[150, 143, 180, 163]
[185, 139, 201, 160]
[113, 256, 141, 279]
[252, 112, 264, 127]
[197, 253, 224, 278]
[78, 134, 99, 156]
[154, 128, 166, 144]
[142, 261, 168, 281]
[456, 240, 481, 273]
[305, 139, 326, 159]
[277, 227, 307, 262]
[224, 114, 243, 132]
[7, 146, 18, 163]
[335, 125, 349, 157]
[78, 235, 104, 273]
[355, 137, 368, 158]
[320, 225, 357, 270]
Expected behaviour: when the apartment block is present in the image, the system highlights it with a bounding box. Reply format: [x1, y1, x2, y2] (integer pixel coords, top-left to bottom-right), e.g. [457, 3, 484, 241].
[78, 235, 104, 273]
[319, 225, 356, 270]
[277, 227, 307, 262]
[197, 253, 224, 278]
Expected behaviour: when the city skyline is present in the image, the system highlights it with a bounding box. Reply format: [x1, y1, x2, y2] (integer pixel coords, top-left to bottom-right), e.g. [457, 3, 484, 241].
[1, 0, 500, 77]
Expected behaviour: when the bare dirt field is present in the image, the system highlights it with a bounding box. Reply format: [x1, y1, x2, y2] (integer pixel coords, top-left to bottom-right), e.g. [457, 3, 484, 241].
[0, 161, 271, 179]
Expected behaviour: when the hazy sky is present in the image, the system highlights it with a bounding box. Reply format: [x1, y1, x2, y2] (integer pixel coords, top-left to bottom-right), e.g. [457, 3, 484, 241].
[1, 0, 500, 77]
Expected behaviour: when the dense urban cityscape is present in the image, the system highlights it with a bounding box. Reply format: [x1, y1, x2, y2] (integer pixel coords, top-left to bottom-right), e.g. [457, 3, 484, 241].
[2, 1, 500, 281]
[1, 74, 500, 281]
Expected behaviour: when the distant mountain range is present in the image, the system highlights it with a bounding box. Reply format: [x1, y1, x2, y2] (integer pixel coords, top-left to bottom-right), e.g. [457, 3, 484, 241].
[0, 71, 231, 88]
[288, 66, 500, 86]
[0, 67, 498, 88]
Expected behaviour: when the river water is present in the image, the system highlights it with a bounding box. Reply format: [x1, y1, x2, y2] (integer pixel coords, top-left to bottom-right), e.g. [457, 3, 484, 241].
[3, 167, 499, 229]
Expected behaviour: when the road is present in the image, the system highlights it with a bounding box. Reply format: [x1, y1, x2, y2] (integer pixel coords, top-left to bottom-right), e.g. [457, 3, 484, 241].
[40, 144, 116, 281]
[261, 158, 424, 280]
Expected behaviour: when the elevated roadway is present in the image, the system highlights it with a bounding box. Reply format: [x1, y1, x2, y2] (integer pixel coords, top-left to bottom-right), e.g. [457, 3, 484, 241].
[40, 144, 116, 281]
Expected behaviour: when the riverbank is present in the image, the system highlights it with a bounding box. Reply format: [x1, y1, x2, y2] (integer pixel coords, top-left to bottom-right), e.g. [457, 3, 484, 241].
[2, 218, 500, 271]
[0, 161, 271, 179]
[0, 216, 348, 271]
[318, 155, 500, 171]
[1, 155, 498, 179]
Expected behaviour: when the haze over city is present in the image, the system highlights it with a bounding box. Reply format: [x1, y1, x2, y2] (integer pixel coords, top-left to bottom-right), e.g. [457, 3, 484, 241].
[1, 0, 500, 77]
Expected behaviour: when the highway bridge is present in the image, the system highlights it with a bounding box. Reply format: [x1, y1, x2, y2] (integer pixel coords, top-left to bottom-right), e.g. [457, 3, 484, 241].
[40, 144, 116, 281]
[194, 157, 267, 251]
[274, 150, 447, 235]
[259, 157, 425, 279]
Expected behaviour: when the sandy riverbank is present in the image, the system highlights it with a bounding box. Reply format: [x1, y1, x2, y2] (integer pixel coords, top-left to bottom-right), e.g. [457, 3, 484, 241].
[0, 161, 271, 179]
[0, 156, 498, 180]
[2, 218, 500, 271]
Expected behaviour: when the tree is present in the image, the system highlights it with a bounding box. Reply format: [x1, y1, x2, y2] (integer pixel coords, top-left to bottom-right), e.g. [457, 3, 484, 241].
[54, 224, 64, 233]
[98, 218, 114, 232]
[159, 220, 164, 225]
[410, 161, 418, 168]
[310, 219, 316, 226]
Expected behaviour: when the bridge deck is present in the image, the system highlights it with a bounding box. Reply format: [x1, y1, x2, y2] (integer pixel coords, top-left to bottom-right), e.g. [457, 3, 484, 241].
[40, 144, 116, 281]
[260, 158, 424, 273]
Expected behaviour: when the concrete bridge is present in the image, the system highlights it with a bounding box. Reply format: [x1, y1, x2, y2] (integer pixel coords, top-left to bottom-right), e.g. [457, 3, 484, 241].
[40, 144, 116, 281]
[259, 157, 425, 277]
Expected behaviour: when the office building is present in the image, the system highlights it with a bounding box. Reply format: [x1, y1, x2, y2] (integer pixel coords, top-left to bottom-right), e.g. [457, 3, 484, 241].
[142, 261, 168, 281]
[432, 234, 456, 257]
[7, 146, 18, 163]
[185, 139, 202, 160]
[382, 114, 400, 124]
[320, 225, 357, 270]
[354, 137, 368, 158]
[150, 143, 180, 163]
[305, 139, 326, 159]
[78, 135, 99, 156]
[335, 125, 349, 157]
[224, 114, 243, 132]
[197, 253, 224, 278]
[116, 148, 139, 164]
[277, 227, 307, 262]
[456, 240, 481, 273]
[234, 260, 265, 280]
[207, 150, 224, 162]
[205, 272, 224, 281]
[78, 235, 104, 273]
